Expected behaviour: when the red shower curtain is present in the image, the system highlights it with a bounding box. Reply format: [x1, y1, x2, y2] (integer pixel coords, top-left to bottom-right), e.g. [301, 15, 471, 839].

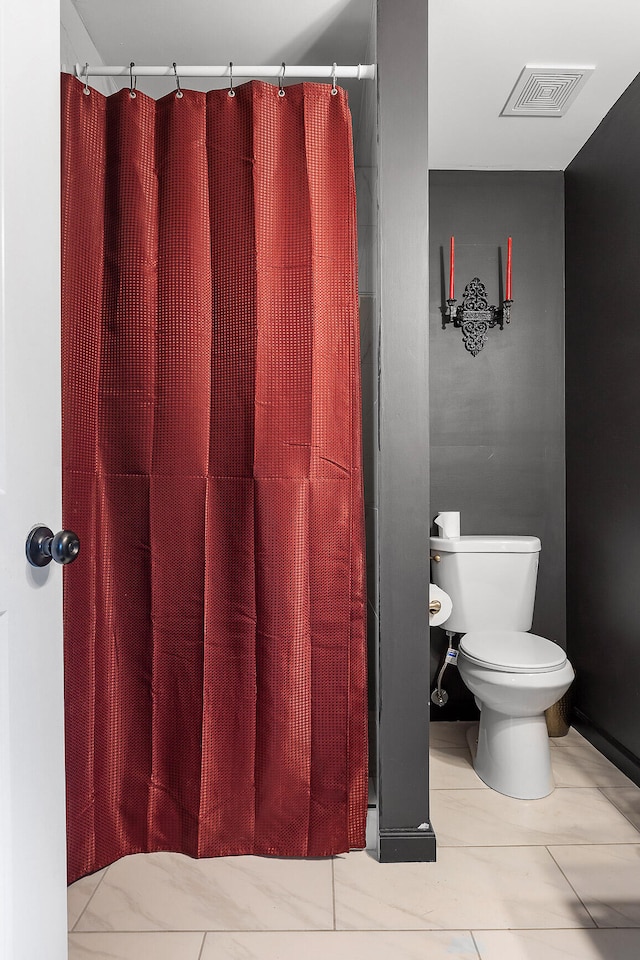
[61, 72, 367, 883]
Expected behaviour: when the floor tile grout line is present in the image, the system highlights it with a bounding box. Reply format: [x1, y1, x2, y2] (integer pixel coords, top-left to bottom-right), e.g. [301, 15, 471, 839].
[75, 926, 640, 934]
[544, 844, 599, 929]
[599, 785, 640, 793]
[486, 924, 640, 931]
[597, 785, 640, 835]
[431, 773, 640, 787]
[431, 780, 640, 794]
[66, 924, 640, 936]
[196, 931, 206, 960]
[469, 929, 484, 959]
[468, 925, 640, 932]
[430, 785, 640, 793]
[435, 842, 640, 848]
[70, 927, 339, 935]
[70, 866, 111, 933]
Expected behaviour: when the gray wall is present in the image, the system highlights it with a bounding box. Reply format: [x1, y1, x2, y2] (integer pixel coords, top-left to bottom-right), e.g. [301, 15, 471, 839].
[566, 73, 640, 764]
[376, 0, 433, 861]
[429, 171, 566, 719]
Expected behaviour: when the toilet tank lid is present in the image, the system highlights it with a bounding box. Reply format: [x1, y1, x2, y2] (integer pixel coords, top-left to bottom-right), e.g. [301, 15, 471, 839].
[429, 535, 541, 553]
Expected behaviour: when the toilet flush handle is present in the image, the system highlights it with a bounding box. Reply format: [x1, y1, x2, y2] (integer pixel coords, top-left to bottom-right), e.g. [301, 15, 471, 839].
[429, 599, 442, 616]
[431, 553, 441, 562]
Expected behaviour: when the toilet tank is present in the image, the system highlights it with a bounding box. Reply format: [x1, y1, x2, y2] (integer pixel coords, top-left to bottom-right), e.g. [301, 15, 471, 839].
[429, 535, 541, 633]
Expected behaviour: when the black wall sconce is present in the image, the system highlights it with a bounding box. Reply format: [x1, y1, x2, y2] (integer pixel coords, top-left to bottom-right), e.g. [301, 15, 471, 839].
[444, 237, 513, 357]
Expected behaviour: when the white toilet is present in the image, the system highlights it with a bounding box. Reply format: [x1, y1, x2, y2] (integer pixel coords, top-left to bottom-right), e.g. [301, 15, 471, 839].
[430, 534, 574, 800]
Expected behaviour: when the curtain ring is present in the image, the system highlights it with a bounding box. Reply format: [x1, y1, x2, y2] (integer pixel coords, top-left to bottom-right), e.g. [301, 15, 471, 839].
[331, 62, 338, 96]
[129, 61, 137, 99]
[173, 62, 183, 99]
[228, 61, 235, 98]
[82, 62, 90, 96]
[278, 62, 286, 97]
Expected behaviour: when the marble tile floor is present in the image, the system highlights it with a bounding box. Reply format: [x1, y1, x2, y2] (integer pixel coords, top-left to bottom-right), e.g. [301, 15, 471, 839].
[68, 723, 640, 959]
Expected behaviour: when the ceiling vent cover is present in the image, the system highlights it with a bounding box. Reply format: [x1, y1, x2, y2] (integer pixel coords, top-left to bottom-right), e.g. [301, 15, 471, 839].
[501, 65, 594, 117]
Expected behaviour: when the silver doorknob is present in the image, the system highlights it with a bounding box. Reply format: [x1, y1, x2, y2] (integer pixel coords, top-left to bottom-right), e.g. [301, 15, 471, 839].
[26, 525, 80, 567]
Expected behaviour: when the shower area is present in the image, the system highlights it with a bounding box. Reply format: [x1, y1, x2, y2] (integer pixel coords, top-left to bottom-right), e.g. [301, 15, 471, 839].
[55, 0, 432, 908]
[59, 0, 392, 882]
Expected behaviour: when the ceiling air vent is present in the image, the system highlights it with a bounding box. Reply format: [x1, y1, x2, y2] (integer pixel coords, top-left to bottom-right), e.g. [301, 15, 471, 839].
[501, 65, 595, 117]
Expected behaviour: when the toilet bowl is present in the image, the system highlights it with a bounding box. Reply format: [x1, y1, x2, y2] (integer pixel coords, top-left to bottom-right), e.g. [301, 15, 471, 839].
[430, 532, 574, 799]
[457, 630, 574, 798]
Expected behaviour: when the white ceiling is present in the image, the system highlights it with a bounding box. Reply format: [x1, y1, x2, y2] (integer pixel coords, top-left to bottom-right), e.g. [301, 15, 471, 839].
[68, 0, 375, 146]
[70, 0, 640, 171]
[429, 0, 640, 170]
[70, 0, 374, 79]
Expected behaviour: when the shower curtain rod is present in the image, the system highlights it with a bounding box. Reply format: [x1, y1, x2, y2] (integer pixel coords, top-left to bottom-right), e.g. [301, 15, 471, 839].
[74, 63, 376, 80]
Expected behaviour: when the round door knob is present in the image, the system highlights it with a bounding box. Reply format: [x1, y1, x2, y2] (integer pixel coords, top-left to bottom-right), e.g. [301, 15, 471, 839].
[26, 525, 80, 567]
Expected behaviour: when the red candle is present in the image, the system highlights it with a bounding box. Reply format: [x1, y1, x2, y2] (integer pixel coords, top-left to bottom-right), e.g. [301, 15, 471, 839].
[506, 236, 512, 301]
[449, 236, 455, 300]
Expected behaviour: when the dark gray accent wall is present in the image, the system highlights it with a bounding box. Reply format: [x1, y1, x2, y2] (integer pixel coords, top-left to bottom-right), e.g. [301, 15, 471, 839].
[377, 0, 433, 860]
[566, 73, 640, 764]
[429, 172, 566, 719]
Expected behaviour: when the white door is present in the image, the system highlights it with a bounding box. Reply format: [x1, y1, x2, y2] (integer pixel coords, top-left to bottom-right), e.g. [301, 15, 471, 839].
[0, 2, 68, 958]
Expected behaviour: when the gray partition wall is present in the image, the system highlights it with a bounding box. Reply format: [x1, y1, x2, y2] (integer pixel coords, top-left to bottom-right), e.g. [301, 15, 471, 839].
[376, 0, 433, 861]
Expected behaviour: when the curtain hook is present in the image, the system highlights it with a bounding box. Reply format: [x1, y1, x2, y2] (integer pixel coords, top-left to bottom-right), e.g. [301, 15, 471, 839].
[83, 62, 90, 96]
[331, 62, 338, 95]
[228, 61, 235, 98]
[278, 62, 286, 97]
[129, 61, 137, 99]
[173, 62, 183, 99]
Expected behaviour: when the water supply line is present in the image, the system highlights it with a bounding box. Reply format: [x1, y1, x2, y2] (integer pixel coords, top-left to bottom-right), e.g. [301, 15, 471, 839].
[431, 630, 459, 707]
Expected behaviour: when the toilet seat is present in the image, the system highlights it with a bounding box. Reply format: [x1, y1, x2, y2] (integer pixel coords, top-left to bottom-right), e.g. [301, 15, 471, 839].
[459, 630, 567, 674]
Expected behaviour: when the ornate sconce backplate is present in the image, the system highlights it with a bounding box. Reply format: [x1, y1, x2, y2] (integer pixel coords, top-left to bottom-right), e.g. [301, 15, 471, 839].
[445, 278, 512, 357]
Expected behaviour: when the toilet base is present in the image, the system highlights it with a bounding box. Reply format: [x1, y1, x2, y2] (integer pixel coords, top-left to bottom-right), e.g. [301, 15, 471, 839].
[470, 706, 554, 799]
